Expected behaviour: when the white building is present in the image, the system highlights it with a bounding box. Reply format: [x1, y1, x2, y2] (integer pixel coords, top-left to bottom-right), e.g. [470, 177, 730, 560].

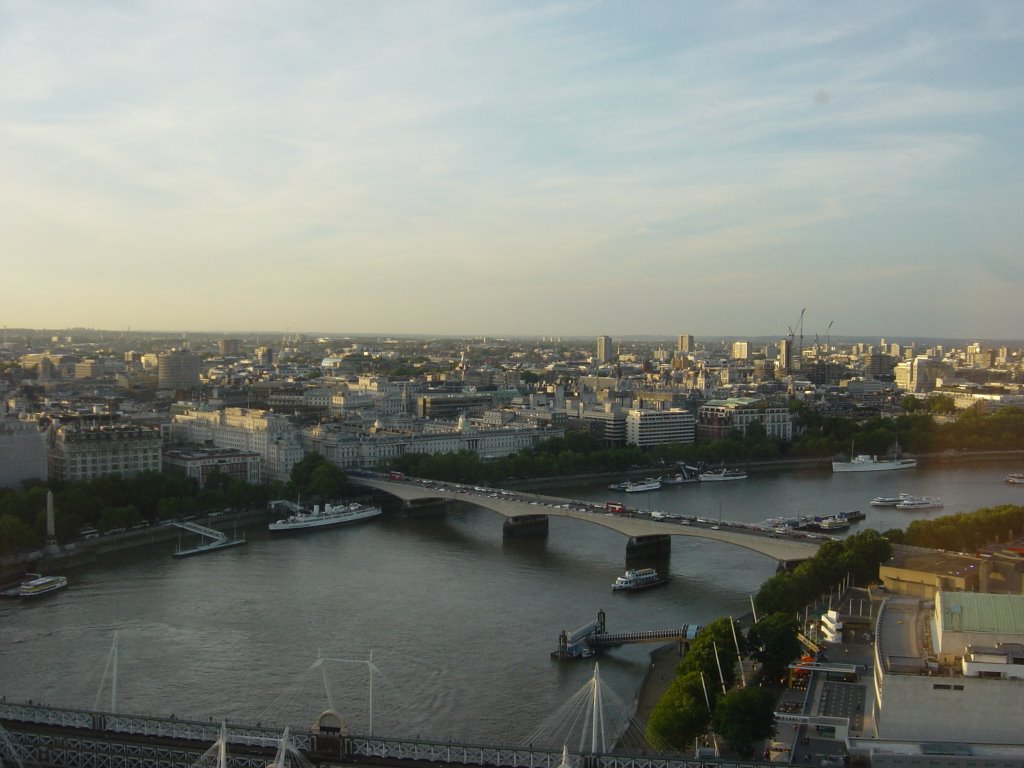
[625, 408, 696, 447]
[310, 420, 563, 469]
[170, 407, 304, 483]
[872, 593, 1024, 745]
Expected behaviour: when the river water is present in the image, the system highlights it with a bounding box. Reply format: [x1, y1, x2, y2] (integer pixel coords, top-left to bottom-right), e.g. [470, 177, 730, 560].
[1, 459, 1021, 745]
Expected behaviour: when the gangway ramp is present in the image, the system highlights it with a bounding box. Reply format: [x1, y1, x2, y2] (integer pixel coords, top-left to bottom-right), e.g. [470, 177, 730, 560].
[168, 520, 227, 542]
[595, 625, 703, 648]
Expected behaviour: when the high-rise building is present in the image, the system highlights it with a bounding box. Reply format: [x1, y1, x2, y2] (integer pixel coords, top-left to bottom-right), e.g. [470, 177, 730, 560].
[731, 341, 750, 360]
[596, 336, 613, 364]
[157, 349, 200, 390]
[778, 339, 791, 373]
[218, 338, 242, 356]
[677, 334, 695, 354]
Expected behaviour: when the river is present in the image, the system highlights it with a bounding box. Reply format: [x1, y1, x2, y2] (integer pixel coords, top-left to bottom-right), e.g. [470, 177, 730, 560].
[1, 459, 1021, 746]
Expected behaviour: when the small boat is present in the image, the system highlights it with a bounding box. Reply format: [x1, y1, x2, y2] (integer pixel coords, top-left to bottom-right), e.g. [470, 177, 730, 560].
[612, 567, 667, 591]
[699, 467, 747, 482]
[608, 481, 630, 491]
[19, 574, 68, 599]
[895, 495, 944, 510]
[269, 501, 383, 533]
[623, 478, 662, 493]
[1005, 473, 1024, 485]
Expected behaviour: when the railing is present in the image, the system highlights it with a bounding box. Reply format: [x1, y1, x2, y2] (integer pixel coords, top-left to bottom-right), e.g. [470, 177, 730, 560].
[3, 701, 782, 768]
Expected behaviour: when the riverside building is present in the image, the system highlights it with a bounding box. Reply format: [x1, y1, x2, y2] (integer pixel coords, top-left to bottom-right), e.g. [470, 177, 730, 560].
[696, 397, 793, 440]
[625, 408, 696, 447]
[47, 423, 162, 482]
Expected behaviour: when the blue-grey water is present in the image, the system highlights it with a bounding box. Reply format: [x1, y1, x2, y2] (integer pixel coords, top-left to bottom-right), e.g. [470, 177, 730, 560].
[1, 459, 1021, 743]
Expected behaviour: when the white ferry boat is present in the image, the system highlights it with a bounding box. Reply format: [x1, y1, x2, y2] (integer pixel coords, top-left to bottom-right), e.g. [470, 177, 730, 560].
[19, 574, 68, 599]
[611, 568, 667, 591]
[623, 478, 661, 493]
[699, 467, 747, 482]
[269, 502, 382, 533]
[870, 495, 909, 507]
[895, 495, 944, 511]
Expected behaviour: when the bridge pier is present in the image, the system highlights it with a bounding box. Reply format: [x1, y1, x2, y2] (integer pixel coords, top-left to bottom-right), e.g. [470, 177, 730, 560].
[502, 514, 549, 537]
[625, 534, 671, 557]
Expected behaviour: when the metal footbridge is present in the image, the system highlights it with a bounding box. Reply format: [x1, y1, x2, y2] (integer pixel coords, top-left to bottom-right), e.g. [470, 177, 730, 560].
[168, 520, 228, 541]
[0, 698, 785, 768]
[553, 611, 705, 660]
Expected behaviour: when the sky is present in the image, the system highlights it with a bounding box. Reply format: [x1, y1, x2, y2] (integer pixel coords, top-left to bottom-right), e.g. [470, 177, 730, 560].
[2, 1, 1023, 340]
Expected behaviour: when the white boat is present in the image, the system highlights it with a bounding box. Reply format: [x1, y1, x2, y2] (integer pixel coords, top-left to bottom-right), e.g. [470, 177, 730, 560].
[699, 467, 747, 482]
[623, 478, 661, 493]
[1005, 473, 1024, 485]
[662, 468, 699, 485]
[833, 439, 916, 472]
[870, 495, 909, 507]
[895, 495, 944, 510]
[269, 502, 382, 533]
[19, 574, 68, 598]
[611, 567, 667, 591]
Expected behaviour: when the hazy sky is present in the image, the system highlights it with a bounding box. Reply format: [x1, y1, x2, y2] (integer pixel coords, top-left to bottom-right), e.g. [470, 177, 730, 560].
[3, 1, 1023, 339]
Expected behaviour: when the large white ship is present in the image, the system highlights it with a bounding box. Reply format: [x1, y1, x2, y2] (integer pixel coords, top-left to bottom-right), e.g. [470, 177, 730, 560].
[269, 502, 382, 533]
[832, 439, 916, 473]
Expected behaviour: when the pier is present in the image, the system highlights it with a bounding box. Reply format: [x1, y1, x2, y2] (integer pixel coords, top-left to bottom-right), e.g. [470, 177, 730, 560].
[168, 520, 246, 558]
[552, 611, 704, 660]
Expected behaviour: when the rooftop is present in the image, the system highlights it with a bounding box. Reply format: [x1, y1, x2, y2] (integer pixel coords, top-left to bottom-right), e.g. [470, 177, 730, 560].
[937, 591, 1024, 635]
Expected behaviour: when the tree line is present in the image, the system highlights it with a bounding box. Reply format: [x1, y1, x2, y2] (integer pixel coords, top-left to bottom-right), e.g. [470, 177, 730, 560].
[885, 503, 1024, 553]
[0, 453, 349, 555]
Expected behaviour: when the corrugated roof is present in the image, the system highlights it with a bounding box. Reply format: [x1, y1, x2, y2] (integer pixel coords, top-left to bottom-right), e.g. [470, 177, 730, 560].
[939, 592, 1024, 635]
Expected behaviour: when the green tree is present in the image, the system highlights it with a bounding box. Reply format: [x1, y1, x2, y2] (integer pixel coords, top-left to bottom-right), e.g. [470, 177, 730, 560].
[712, 686, 776, 758]
[646, 672, 711, 750]
[678, 618, 740, 691]
[0, 513, 35, 554]
[747, 613, 801, 681]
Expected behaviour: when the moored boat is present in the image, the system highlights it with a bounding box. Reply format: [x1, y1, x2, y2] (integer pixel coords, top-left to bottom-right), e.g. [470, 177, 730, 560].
[269, 501, 383, 533]
[699, 467, 747, 482]
[870, 495, 907, 507]
[895, 495, 944, 510]
[611, 567, 667, 591]
[19, 574, 68, 599]
[623, 478, 662, 493]
[833, 438, 916, 473]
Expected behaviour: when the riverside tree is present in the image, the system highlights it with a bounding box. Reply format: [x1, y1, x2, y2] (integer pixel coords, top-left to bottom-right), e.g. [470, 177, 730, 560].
[645, 671, 711, 751]
[712, 686, 776, 758]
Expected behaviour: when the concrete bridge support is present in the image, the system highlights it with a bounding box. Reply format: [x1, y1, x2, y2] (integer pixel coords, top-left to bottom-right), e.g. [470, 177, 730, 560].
[625, 534, 671, 557]
[400, 497, 449, 515]
[502, 514, 549, 537]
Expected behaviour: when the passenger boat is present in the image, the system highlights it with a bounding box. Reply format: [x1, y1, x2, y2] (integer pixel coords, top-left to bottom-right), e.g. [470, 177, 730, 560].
[895, 495, 944, 510]
[662, 467, 699, 485]
[269, 502, 383, 533]
[611, 567, 667, 591]
[832, 439, 916, 473]
[623, 478, 662, 493]
[870, 495, 908, 507]
[817, 517, 851, 532]
[1005, 473, 1024, 485]
[699, 467, 747, 482]
[19, 574, 68, 599]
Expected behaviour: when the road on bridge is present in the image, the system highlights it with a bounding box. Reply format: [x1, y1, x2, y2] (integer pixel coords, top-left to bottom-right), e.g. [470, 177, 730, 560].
[351, 474, 820, 562]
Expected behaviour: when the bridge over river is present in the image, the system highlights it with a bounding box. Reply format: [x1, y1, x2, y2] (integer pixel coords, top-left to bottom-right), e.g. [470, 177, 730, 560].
[352, 476, 819, 564]
[1, 698, 783, 768]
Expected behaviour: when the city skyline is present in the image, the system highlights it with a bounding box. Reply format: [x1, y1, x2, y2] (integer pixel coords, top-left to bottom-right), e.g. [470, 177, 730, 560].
[3, 2, 1023, 338]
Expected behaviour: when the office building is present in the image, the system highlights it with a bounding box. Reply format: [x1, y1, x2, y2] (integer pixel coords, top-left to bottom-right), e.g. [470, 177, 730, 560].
[697, 397, 793, 440]
[163, 446, 262, 487]
[596, 336, 613, 364]
[157, 349, 201, 391]
[48, 423, 162, 482]
[677, 334, 695, 354]
[0, 417, 47, 489]
[625, 408, 696, 447]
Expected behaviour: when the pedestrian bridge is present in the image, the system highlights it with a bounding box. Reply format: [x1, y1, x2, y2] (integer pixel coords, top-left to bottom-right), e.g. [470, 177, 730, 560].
[351, 477, 818, 563]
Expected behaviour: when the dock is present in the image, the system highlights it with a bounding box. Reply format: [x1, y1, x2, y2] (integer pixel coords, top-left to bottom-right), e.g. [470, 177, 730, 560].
[552, 610, 704, 659]
[168, 520, 246, 558]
